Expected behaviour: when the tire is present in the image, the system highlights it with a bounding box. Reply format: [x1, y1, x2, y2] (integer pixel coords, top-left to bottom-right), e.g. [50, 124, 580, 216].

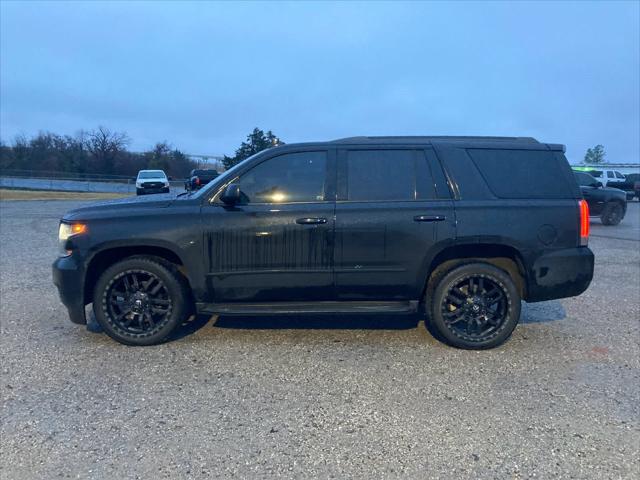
[601, 202, 624, 226]
[427, 262, 521, 349]
[92, 256, 190, 346]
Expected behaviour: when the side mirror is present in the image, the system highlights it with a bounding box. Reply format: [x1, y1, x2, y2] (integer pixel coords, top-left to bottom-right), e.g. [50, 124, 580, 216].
[220, 183, 241, 205]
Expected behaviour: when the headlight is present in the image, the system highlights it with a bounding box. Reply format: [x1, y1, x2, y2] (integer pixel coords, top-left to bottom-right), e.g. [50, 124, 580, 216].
[136, 181, 142, 187]
[58, 222, 87, 256]
[164, 181, 170, 187]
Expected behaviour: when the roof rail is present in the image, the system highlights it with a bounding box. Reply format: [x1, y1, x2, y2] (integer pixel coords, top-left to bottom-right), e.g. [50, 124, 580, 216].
[330, 136, 540, 144]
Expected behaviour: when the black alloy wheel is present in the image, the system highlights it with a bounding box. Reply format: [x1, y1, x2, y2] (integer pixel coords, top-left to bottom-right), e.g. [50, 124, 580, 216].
[93, 257, 190, 346]
[105, 270, 173, 336]
[428, 262, 521, 349]
[441, 275, 508, 341]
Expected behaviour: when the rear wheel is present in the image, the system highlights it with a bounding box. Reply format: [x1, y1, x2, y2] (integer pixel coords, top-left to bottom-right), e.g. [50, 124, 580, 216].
[427, 263, 521, 349]
[601, 202, 624, 225]
[92, 257, 190, 346]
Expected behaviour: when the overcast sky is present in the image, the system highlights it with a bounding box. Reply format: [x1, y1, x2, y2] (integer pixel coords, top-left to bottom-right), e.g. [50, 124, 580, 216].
[1, 1, 638, 163]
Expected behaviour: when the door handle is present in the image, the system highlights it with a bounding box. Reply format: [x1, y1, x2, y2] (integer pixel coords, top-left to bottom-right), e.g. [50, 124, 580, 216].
[414, 215, 446, 222]
[296, 217, 328, 225]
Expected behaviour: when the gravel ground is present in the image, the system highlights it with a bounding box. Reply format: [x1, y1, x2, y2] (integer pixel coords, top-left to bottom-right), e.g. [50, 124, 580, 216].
[1, 200, 639, 480]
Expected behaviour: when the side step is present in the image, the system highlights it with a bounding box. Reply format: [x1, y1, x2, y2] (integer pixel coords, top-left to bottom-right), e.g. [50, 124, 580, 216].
[197, 300, 419, 315]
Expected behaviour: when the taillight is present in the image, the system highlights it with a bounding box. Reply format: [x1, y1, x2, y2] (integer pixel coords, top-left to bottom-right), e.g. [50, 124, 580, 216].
[195, 177, 201, 186]
[579, 199, 589, 246]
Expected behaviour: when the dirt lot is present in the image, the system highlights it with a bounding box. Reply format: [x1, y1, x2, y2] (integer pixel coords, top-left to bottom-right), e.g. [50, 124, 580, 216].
[0, 189, 127, 201]
[1, 200, 638, 479]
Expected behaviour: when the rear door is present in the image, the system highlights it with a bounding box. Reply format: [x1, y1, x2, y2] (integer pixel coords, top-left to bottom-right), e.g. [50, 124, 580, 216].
[334, 147, 455, 300]
[202, 149, 336, 302]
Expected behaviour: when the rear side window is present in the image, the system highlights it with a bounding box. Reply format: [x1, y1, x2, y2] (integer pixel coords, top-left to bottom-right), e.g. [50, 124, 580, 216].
[345, 150, 414, 201]
[466, 149, 573, 199]
[575, 172, 597, 186]
[607, 171, 614, 178]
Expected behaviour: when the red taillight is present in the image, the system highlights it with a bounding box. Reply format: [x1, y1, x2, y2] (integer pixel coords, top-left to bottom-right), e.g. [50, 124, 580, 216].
[579, 199, 589, 245]
[195, 177, 201, 186]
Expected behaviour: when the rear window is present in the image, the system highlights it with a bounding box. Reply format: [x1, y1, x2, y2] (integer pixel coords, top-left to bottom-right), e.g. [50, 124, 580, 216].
[466, 149, 573, 199]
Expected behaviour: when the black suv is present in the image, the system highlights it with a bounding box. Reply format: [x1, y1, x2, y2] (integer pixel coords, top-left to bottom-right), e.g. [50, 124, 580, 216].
[53, 136, 594, 349]
[574, 171, 627, 225]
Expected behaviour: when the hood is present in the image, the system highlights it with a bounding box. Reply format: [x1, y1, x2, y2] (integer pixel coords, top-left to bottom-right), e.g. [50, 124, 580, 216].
[62, 193, 179, 221]
[603, 186, 627, 197]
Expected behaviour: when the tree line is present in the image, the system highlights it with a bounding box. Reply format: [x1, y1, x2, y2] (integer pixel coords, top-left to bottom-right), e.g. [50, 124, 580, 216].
[0, 127, 197, 178]
[0, 127, 284, 179]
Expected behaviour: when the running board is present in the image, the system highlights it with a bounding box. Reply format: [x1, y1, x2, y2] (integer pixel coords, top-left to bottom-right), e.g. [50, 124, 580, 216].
[197, 300, 419, 315]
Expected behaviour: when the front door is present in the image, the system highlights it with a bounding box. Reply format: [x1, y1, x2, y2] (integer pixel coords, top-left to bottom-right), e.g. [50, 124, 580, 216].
[202, 149, 336, 302]
[334, 147, 455, 300]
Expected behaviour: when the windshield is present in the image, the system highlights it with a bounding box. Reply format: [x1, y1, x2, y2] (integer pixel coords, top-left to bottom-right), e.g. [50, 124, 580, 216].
[138, 171, 166, 179]
[190, 151, 265, 198]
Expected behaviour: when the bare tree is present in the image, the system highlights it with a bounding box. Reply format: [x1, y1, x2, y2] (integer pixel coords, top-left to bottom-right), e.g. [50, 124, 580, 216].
[85, 126, 130, 174]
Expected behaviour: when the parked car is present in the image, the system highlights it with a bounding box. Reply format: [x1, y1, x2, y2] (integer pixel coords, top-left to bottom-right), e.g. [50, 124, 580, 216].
[53, 136, 594, 349]
[572, 167, 627, 189]
[574, 171, 627, 225]
[135, 170, 170, 195]
[185, 169, 219, 191]
[608, 173, 640, 200]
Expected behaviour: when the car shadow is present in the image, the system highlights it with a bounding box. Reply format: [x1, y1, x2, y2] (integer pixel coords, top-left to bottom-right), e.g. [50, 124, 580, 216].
[165, 300, 566, 342]
[86, 300, 566, 343]
[212, 313, 422, 330]
[520, 300, 567, 324]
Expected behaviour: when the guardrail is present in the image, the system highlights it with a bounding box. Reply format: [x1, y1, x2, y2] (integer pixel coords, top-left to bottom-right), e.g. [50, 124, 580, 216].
[0, 175, 185, 194]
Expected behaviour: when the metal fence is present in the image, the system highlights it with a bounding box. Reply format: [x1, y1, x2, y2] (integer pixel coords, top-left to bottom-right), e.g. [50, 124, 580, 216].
[0, 169, 184, 194]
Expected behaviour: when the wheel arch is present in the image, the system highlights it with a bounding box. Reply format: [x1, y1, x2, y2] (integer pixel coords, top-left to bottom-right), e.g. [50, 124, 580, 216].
[421, 243, 527, 302]
[83, 244, 190, 305]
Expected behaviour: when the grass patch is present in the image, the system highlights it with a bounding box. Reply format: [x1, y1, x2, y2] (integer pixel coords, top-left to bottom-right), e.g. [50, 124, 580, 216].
[0, 189, 130, 201]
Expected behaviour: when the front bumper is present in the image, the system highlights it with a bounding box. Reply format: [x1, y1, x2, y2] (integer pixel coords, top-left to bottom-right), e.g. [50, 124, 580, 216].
[52, 255, 86, 324]
[525, 247, 594, 302]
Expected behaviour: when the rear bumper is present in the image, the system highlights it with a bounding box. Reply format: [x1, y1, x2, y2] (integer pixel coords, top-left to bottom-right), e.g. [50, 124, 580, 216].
[52, 255, 86, 324]
[525, 247, 594, 302]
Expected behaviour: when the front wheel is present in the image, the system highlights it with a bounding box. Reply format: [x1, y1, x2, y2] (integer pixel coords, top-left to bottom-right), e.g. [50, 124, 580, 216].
[601, 202, 624, 225]
[92, 257, 190, 346]
[427, 263, 521, 349]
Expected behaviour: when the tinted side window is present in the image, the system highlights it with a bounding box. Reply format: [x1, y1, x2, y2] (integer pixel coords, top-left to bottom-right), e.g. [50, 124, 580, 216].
[346, 150, 414, 201]
[467, 149, 573, 199]
[575, 172, 595, 186]
[238, 151, 327, 203]
[615, 171, 625, 179]
[607, 171, 614, 178]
